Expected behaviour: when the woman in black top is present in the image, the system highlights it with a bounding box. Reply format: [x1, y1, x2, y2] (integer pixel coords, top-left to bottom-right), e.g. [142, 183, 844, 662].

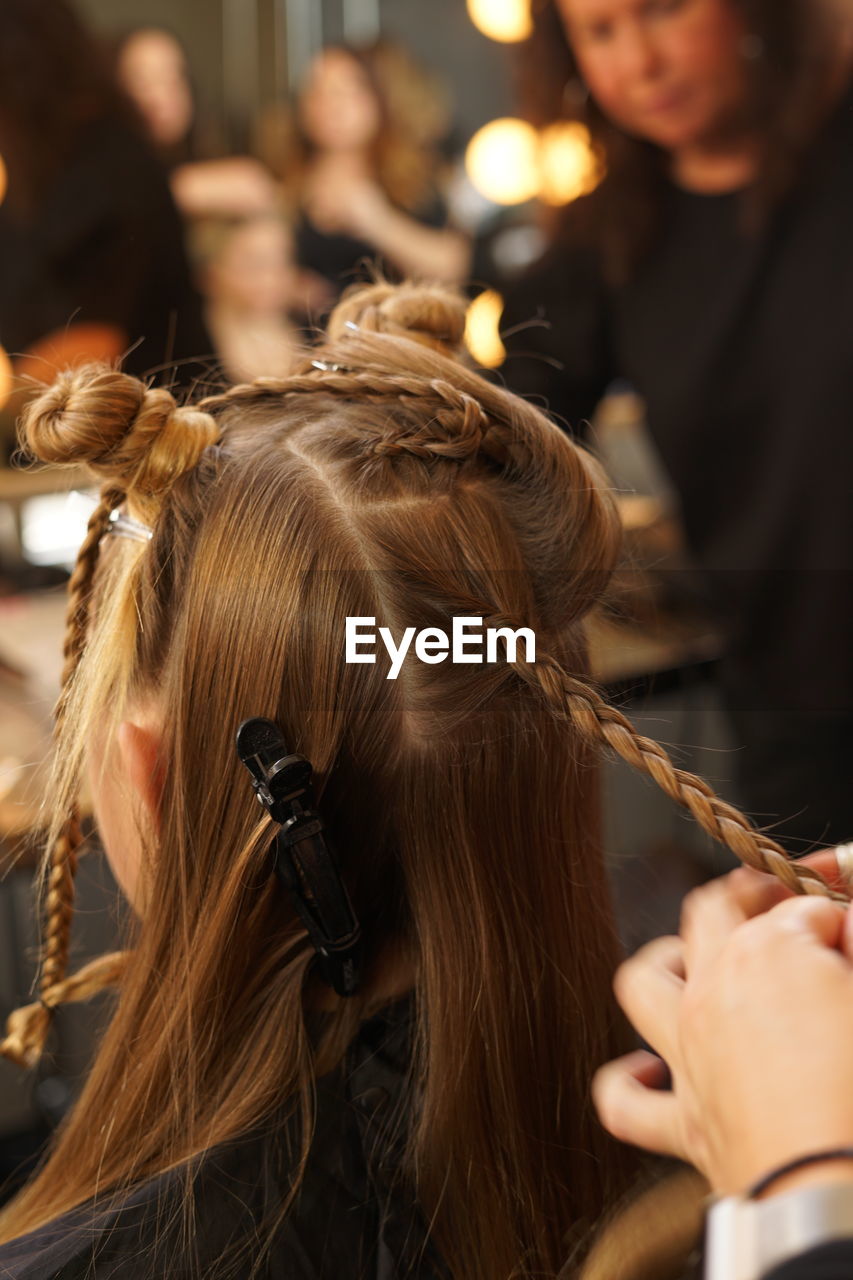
[262, 41, 470, 303]
[502, 0, 853, 850]
[0, 0, 210, 399]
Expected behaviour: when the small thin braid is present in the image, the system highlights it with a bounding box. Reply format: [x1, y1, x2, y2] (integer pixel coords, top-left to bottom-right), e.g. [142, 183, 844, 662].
[1, 483, 126, 1069]
[440, 589, 841, 901]
[520, 649, 841, 899]
[200, 370, 497, 461]
[2, 953, 129, 1070]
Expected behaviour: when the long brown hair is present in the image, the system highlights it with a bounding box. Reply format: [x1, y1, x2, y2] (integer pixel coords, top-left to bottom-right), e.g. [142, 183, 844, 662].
[259, 40, 449, 213]
[0, 282, 833, 1278]
[520, 0, 850, 282]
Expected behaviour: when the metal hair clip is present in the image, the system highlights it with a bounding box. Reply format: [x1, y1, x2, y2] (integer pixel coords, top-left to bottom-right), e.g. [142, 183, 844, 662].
[236, 718, 362, 997]
[310, 359, 345, 373]
[108, 511, 153, 544]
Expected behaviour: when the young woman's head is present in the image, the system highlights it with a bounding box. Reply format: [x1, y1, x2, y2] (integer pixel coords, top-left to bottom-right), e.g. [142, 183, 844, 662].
[299, 47, 383, 154]
[0, 282, 828, 1277]
[115, 26, 195, 152]
[523, 0, 849, 276]
[263, 40, 448, 212]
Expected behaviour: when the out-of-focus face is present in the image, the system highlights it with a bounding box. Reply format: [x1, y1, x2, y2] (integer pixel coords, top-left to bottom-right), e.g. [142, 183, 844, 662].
[556, 0, 750, 151]
[208, 218, 297, 316]
[298, 49, 382, 153]
[118, 28, 194, 149]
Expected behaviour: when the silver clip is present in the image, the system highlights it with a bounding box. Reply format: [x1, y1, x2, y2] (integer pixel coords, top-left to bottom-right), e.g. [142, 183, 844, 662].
[108, 512, 153, 544]
[310, 359, 345, 373]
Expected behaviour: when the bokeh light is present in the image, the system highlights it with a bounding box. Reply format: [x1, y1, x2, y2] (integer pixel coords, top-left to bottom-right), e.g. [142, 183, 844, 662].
[0, 155, 7, 207]
[539, 121, 604, 205]
[465, 290, 506, 369]
[466, 0, 532, 43]
[0, 345, 12, 412]
[465, 118, 540, 205]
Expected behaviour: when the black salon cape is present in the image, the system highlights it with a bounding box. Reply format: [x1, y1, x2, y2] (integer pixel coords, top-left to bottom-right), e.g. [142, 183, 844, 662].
[502, 83, 853, 844]
[0, 1002, 443, 1280]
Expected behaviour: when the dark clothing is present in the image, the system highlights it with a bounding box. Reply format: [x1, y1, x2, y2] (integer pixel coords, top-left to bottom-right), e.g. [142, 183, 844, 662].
[763, 1239, 853, 1279]
[295, 194, 447, 302]
[0, 115, 211, 390]
[503, 85, 853, 845]
[0, 1001, 443, 1280]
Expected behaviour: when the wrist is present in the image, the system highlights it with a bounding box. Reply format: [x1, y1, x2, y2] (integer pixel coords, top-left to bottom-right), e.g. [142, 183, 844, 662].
[707, 1181, 853, 1280]
[754, 1159, 853, 1201]
[351, 189, 392, 240]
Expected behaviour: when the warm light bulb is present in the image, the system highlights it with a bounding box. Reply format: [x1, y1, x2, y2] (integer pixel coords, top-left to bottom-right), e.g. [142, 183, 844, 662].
[538, 121, 604, 205]
[465, 290, 506, 370]
[465, 118, 540, 206]
[0, 345, 12, 412]
[466, 0, 532, 42]
[0, 155, 6, 207]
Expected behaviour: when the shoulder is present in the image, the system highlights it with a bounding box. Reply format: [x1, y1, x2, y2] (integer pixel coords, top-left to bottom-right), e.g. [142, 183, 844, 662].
[41, 117, 175, 240]
[0, 1001, 432, 1280]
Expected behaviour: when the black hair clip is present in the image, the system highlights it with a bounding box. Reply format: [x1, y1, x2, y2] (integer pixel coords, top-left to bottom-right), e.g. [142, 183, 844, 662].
[236, 718, 362, 997]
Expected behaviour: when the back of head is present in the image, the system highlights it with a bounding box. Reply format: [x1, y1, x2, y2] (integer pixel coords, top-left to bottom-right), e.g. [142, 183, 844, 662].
[4, 279, 820, 1276]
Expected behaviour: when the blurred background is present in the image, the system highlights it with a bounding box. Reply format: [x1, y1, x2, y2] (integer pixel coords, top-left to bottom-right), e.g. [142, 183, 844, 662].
[1, 0, 850, 1210]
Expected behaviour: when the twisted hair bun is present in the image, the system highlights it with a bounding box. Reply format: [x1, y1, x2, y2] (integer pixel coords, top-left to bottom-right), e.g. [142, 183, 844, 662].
[327, 281, 468, 360]
[21, 366, 218, 498]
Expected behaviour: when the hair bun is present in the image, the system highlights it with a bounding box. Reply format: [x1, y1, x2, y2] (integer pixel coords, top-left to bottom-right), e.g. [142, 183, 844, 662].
[21, 366, 218, 499]
[326, 281, 468, 359]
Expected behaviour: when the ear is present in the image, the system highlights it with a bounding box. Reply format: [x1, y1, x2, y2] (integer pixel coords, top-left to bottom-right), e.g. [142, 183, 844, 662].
[117, 720, 164, 836]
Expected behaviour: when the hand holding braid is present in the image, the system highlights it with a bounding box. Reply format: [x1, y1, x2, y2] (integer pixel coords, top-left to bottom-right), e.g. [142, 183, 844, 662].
[1, 369, 217, 1070]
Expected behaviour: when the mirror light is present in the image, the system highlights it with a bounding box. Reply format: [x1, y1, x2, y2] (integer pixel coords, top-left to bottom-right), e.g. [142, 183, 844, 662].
[466, 0, 532, 43]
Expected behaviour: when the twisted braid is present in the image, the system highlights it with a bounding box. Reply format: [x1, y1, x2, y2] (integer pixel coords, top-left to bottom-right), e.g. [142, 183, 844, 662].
[56, 483, 125, 718]
[200, 368, 505, 464]
[433, 580, 840, 901]
[518, 646, 841, 900]
[3, 366, 221, 1071]
[1, 484, 127, 1069]
[2, 953, 129, 1070]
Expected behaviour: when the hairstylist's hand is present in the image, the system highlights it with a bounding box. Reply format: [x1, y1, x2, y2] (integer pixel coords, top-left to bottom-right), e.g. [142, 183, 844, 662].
[594, 851, 853, 1196]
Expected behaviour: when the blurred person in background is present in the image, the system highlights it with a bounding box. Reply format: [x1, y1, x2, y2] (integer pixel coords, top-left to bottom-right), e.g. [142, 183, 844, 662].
[195, 215, 300, 383]
[114, 27, 280, 222]
[259, 41, 471, 304]
[0, 0, 210, 418]
[502, 0, 853, 850]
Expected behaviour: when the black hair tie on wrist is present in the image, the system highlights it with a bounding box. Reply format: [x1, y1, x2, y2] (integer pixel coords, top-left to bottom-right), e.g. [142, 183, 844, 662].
[236, 717, 362, 998]
[747, 1147, 853, 1199]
